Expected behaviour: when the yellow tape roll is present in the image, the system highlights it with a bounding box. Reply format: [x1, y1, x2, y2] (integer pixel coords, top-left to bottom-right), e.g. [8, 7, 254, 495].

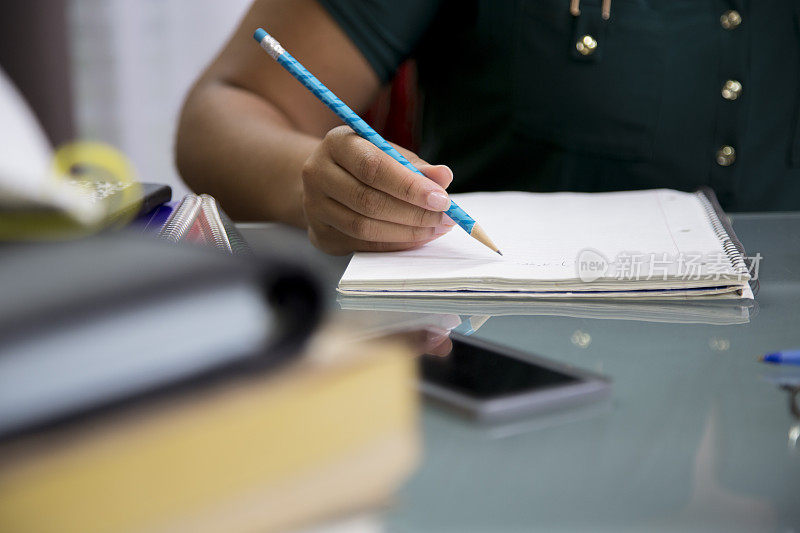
[0, 142, 141, 240]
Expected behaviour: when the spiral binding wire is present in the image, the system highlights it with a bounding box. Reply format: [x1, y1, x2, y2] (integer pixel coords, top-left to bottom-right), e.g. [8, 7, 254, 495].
[158, 194, 201, 243]
[158, 193, 242, 254]
[198, 194, 233, 253]
[696, 192, 749, 277]
[217, 207, 253, 256]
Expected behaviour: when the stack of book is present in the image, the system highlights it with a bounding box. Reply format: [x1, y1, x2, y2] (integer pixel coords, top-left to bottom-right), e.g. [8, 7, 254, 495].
[0, 323, 419, 533]
[0, 235, 419, 532]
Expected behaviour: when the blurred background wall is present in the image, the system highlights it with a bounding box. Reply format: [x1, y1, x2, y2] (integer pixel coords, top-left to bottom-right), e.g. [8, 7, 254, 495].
[69, 0, 253, 197]
[0, 0, 252, 197]
[0, 1, 75, 148]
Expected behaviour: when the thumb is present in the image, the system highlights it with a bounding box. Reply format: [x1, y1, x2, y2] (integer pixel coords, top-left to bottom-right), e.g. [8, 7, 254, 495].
[392, 143, 454, 189]
[418, 164, 454, 189]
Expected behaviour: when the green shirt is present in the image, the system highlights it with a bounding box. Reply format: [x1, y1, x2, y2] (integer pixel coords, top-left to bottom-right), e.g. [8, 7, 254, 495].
[317, 0, 800, 211]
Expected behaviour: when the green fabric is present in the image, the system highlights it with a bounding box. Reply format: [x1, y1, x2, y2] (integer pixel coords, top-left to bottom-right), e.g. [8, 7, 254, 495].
[317, 0, 800, 211]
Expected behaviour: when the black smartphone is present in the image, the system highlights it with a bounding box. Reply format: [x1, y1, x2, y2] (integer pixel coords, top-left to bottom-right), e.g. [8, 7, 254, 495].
[420, 333, 611, 422]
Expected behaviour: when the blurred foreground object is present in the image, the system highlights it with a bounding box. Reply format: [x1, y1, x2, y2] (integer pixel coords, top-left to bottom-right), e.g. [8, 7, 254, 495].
[0, 234, 420, 532]
[0, 140, 163, 239]
[0, 233, 321, 437]
[0, 323, 418, 533]
[0, 67, 95, 227]
[0, 68, 161, 238]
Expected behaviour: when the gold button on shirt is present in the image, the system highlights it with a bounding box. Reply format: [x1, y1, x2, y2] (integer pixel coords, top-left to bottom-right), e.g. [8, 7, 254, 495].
[576, 35, 597, 56]
[722, 80, 742, 100]
[720, 10, 742, 30]
[716, 146, 736, 167]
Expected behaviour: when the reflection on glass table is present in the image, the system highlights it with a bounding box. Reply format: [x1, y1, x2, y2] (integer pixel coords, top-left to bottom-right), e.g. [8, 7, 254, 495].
[238, 214, 800, 531]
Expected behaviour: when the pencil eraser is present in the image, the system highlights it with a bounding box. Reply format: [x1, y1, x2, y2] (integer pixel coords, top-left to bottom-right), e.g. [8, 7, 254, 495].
[254, 28, 268, 43]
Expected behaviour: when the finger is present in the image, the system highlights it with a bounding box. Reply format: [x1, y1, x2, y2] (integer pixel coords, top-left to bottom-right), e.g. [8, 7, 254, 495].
[394, 144, 427, 166]
[380, 144, 454, 188]
[314, 159, 454, 227]
[395, 328, 452, 356]
[423, 329, 454, 357]
[318, 197, 454, 242]
[320, 231, 441, 255]
[427, 336, 454, 357]
[308, 222, 439, 256]
[368, 139, 454, 189]
[418, 164, 454, 189]
[326, 129, 451, 211]
[356, 237, 440, 253]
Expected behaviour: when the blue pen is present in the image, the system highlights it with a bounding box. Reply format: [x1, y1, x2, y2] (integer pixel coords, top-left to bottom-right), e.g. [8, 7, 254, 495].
[253, 28, 501, 255]
[761, 350, 800, 366]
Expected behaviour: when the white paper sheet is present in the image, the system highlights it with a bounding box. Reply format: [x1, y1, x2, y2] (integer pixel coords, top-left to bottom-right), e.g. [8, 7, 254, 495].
[339, 189, 750, 297]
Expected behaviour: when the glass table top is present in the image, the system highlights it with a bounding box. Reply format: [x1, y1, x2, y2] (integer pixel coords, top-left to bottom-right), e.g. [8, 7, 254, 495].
[240, 212, 800, 532]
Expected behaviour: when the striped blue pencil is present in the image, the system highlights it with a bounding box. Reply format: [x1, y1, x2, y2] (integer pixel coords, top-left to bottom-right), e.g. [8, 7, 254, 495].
[253, 28, 501, 255]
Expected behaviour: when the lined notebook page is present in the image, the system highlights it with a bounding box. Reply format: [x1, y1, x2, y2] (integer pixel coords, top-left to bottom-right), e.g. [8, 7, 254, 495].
[340, 189, 743, 290]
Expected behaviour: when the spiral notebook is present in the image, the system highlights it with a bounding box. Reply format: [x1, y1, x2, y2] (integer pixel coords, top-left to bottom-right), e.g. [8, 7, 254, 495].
[156, 193, 251, 255]
[338, 189, 753, 300]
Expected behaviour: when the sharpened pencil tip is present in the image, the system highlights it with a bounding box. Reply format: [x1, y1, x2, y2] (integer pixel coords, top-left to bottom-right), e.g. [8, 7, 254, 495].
[496, 250, 503, 256]
[469, 224, 501, 255]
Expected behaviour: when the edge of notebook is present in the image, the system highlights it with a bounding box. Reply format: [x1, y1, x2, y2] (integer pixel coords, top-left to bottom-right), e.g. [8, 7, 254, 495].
[336, 284, 749, 299]
[696, 186, 757, 294]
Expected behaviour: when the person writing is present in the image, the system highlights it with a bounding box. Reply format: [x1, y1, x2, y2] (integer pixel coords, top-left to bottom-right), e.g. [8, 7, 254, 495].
[176, 0, 800, 255]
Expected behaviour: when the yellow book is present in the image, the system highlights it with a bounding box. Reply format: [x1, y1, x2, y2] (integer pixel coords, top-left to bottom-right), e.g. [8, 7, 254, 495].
[0, 327, 419, 533]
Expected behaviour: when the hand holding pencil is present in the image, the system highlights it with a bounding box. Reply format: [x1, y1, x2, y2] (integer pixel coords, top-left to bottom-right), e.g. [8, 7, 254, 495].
[303, 127, 460, 254]
[253, 28, 501, 256]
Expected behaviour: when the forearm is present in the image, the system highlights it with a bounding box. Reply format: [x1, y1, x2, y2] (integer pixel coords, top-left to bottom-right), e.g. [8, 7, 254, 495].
[176, 79, 319, 227]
